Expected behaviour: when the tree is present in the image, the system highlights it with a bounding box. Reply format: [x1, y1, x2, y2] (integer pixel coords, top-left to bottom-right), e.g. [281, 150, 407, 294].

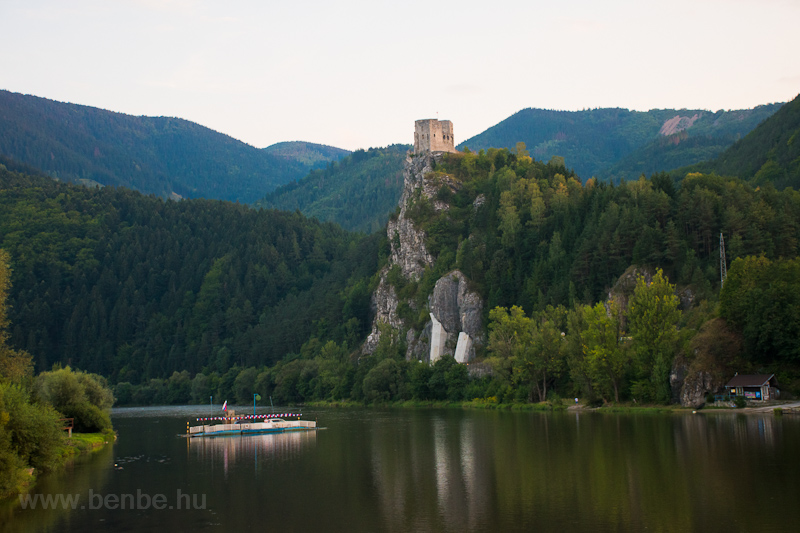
[233, 367, 258, 405]
[0, 250, 33, 382]
[720, 256, 800, 364]
[362, 359, 404, 403]
[488, 305, 565, 402]
[582, 300, 630, 403]
[627, 269, 680, 403]
[487, 306, 531, 360]
[519, 306, 566, 402]
[35, 367, 114, 432]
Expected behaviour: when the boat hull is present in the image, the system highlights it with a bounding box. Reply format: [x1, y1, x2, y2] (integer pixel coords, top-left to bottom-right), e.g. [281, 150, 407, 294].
[188, 419, 316, 437]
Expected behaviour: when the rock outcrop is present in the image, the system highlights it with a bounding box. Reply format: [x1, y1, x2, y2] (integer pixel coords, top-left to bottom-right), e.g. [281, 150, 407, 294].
[363, 151, 484, 362]
[385, 153, 437, 280]
[428, 271, 483, 358]
[671, 356, 721, 408]
[405, 269, 484, 362]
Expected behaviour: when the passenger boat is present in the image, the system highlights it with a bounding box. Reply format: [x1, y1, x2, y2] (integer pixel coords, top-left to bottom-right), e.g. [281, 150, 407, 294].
[186, 411, 316, 437]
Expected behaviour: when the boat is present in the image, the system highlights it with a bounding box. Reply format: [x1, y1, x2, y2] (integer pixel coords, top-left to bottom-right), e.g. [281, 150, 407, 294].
[186, 411, 316, 437]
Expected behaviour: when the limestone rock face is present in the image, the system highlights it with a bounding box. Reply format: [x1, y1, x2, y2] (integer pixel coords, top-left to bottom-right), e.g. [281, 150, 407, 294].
[670, 356, 723, 408]
[363, 152, 483, 360]
[425, 270, 483, 362]
[607, 266, 652, 307]
[386, 215, 433, 282]
[670, 358, 688, 404]
[362, 273, 402, 353]
[680, 371, 717, 408]
[430, 271, 483, 341]
[364, 153, 438, 354]
[385, 153, 437, 280]
[405, 323, 432, 361]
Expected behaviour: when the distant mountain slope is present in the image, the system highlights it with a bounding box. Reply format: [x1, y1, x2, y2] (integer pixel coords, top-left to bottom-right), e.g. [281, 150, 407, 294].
[680, 93, 800, 189]
[0, 90, 317, 203]
[258, 145, 408, 233]
[263, 141, 350, 168]
[460, 105, 782, 180]
[0, 164, 380, 377]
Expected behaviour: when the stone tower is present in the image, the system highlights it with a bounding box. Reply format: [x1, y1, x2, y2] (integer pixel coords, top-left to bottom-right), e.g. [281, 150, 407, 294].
[414, 119, 456, 154]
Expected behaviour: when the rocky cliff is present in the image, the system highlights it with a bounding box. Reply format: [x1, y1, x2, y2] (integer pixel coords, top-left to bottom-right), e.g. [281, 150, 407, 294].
[363, 151, 483, 361]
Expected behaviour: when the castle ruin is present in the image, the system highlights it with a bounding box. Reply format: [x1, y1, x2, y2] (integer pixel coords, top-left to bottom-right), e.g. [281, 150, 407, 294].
[414, 119, 457, 154]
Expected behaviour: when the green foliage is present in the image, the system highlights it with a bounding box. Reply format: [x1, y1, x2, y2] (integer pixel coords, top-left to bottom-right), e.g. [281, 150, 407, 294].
[582, 300, 630, 403]
[627, 270, 680, 403]
[459, 105, 781, 182]
[0, 249, 33, 383]
[683, 93, 800, 189]
[0, 251, 68, 497]
[262, 141, 350, 167]
[35, 367, 114, 432]
[362, 359, 405, 403]
[0, 166, 381, 380]
[405, 147, 800, 323]
[0, 410, 27, 498]
[259, 145, 408, 233]
[4, 98, 800, 413]
[487, 305, 566, 402]
[233, 367, 258, 405]
[0, 382, 65, 485]
[720, 256, 800, 364]
[0, 90, 322, 203]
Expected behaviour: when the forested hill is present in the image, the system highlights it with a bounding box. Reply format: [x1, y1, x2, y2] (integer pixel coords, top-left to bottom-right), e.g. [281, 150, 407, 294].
[4, 145, 800, 405]
[0, 90, 328, 203]
[0, 164, 381, 382]
[677, 93, 800, 189]
[460, 104, 782, 181]
[258, 145, 408, 233]
[262, 141, 350, 167]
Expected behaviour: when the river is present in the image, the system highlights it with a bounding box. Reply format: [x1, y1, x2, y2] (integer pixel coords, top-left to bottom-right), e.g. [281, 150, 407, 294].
[4, 406, 800, 532]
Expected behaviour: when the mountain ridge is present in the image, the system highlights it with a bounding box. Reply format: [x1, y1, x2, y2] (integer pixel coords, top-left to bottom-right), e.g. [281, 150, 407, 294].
[673, 93, 800, 189]
[0, 90, 338, 203]
[460, 104, 782, 180]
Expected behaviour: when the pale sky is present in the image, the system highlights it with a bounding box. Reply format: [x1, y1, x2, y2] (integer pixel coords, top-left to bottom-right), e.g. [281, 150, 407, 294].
[1, 0, 798, 151]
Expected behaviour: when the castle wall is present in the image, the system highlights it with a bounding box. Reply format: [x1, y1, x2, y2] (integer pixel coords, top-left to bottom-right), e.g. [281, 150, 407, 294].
[414, 119, 456, 154]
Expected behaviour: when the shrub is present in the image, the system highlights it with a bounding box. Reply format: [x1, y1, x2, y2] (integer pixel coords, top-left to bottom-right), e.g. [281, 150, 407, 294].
[62, 402, 112, 433]
[362, 359, 404, 403]
[1, 383, 64, 473]
[35, 366, 114, 432]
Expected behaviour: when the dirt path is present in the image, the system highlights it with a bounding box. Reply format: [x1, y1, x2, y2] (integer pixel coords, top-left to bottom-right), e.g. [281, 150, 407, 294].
[746, 401, 800, 413]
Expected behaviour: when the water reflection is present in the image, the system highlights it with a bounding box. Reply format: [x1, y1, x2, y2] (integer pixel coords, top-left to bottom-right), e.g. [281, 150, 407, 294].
[4, 408, 800, 533]
[187, 431, 317, 476]
[365, 410, 800, 532]
[1, 443, 114, 533]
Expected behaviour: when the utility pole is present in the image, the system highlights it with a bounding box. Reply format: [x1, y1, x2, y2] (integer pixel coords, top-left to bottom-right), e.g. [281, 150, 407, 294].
[720, 232, 727, 288]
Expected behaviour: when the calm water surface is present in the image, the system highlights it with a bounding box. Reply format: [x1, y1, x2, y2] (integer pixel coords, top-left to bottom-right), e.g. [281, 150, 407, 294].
[4, 406, 800, 532]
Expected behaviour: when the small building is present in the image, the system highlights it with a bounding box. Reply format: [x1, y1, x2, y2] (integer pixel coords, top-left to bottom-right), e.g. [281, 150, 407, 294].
[725, 374, 780, 401]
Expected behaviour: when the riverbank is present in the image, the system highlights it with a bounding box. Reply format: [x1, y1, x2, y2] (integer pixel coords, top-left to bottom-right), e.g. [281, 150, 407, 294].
[64, 430, 116, 456]
[306, 398, 800, 414]
[304, 398, 690, 413]
[2, 430, 115, 501]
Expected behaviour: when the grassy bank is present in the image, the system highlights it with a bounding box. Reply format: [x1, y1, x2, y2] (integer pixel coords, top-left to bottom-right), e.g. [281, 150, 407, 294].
[62, 430, 115, 457]
[306, 398, 569, 411]
[3, 430, 115, 501]
[304, 398, 705, 413]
